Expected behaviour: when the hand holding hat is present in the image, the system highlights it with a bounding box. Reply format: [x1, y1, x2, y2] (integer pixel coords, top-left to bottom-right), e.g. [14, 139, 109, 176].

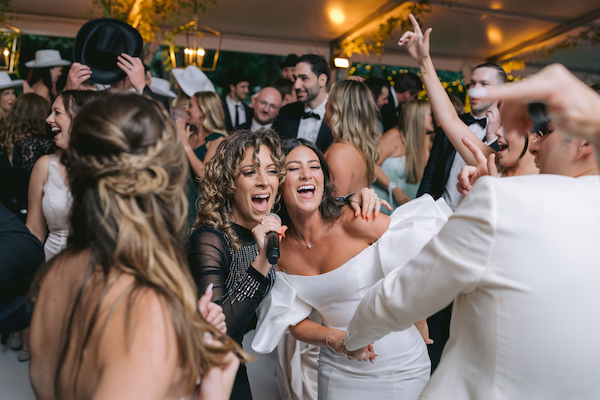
[117, 53, 146, 92]
[64, 63, 92, 90]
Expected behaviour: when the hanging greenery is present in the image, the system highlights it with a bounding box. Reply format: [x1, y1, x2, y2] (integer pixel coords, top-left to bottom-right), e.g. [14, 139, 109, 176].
[88, 0, 214, 43]
[338, 0, 436, 58]
[542, 26, 600, 58]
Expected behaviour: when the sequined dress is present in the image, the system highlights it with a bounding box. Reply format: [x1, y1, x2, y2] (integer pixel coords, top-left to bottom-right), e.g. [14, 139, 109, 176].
[187, 223, 276, 400]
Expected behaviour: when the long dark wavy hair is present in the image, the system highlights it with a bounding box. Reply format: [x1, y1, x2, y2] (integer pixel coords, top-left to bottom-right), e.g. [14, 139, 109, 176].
[31, 93, 240, 398]
[279, 138, 346, 226]
[0, 93, 49, 155]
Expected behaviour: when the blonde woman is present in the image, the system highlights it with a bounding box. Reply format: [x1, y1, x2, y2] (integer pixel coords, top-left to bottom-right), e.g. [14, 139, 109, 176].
[29, 93, 240, 400]
[323, 80, 380, 197]
[373, 99, 434, 213]
[176, 91, 228, 226]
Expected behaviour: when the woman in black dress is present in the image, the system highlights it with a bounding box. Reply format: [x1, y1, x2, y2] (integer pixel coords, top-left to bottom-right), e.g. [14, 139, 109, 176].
[187, 128, 285, 400]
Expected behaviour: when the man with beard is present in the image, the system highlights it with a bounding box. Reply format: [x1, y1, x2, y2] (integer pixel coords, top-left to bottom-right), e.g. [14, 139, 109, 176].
[235, 87, 282, 133]
[276, 54, 334, 153]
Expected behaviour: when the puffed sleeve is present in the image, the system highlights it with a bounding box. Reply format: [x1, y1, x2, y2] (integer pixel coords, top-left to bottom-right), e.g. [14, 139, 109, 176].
[345, 178, 496, 351]
[374, 194, 452, 276]
[252, 272, 313, 354]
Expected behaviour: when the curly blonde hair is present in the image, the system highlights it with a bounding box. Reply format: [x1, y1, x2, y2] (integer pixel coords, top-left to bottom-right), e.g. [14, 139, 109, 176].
[327, 80, 380, 183]
[0, 93, 49, 155]
[33, 93, 241, 398]
[196, 128, 285, 250]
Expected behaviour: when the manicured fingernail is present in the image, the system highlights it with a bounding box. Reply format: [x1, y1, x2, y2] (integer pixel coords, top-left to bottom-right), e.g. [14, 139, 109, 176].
[362, 213, 366, 219]
[205, 283, 213, 294]
[355, 211, 359, 217]
[375, 213, 378, 218]
[367, 215, 371, 221]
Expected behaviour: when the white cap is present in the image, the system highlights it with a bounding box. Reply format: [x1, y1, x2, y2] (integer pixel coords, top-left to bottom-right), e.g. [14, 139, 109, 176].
[25, 49, 71, 68]
[172, 65, 215, 97]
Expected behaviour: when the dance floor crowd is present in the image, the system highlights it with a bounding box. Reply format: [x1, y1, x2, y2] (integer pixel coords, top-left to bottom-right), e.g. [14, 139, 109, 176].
[1, 14, 600, 400]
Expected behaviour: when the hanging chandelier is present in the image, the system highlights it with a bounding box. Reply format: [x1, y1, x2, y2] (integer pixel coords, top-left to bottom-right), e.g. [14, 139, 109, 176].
[0, 22, 21, 73]
[170, 17, 222, 71]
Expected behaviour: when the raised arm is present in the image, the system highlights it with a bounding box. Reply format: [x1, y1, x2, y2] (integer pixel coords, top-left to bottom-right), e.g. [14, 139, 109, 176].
[399, 14, 494, 166]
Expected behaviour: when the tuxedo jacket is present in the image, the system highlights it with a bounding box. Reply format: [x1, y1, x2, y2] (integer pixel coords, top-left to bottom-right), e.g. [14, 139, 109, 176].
[346, 174, 600, 399]
[275, 101, 334, 153]
[235, 120, 281, 135]
[380, 89, 400, 133]
[222, 98, 253, 133]
[417, 113, 500, 199]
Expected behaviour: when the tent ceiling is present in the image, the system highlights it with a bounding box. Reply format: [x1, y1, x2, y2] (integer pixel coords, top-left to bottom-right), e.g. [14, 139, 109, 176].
[10, 0, 600, 79]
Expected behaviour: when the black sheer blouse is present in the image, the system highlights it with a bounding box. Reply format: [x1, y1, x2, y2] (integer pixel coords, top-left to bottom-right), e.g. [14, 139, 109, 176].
[187, 223, 276, 345]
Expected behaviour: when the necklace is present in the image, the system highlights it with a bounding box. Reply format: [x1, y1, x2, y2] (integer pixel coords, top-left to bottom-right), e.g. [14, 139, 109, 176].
[292, 219, 324, 249]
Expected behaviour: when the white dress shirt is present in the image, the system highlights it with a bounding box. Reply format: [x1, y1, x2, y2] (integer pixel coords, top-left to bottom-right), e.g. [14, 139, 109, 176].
[250, 119, 273, 132]
[297, 95, 327, 144]
[346, 174, 600, 399]
[225, 95, 247, 127]
[443, 118, 492, 211]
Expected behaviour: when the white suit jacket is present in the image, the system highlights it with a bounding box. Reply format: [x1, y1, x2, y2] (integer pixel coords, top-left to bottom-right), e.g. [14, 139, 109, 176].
[345, 174, 600, 400]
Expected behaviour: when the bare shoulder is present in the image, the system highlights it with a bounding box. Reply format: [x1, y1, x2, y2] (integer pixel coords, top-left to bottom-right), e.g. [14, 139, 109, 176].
[31, 154, 51, 177]
[325, 142, 364, 164]
[340, 205, 390, 244]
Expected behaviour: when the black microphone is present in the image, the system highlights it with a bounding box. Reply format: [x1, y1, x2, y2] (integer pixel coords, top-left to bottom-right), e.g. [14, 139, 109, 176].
[265, 213, 281, 265]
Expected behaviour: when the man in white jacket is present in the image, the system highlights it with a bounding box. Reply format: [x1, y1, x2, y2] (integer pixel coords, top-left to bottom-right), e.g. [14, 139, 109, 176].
[344, 64, 600, 399]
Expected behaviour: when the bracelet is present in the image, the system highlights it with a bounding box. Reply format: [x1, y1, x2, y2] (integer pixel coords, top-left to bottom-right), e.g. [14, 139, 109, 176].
[325, 330, 341, 349]
[387, 181, 397, 190]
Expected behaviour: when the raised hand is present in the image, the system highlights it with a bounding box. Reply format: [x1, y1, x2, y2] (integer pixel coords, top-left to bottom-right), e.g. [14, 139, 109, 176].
[64, 62, 93, 90]
[457, 137, 498, 195]
[198, 283, 227, 336]
[397, 13, 432, 64]
[485, 105, 501, 143]
[116, 53, 146, 92]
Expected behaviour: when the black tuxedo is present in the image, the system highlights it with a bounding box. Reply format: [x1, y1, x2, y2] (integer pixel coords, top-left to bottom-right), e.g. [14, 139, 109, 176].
[235, 120, 281, 134]
[380, 88, 400, 132]
[275, 101, 334, 153]
[417, 113, 500, 199]
[222, 97, 253, 133]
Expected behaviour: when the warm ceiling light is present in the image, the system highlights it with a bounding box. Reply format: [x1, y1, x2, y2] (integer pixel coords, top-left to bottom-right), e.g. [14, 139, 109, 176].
[334, 57, 350, 68]
[487, 26, 502, 44]
[329, 9, 345, 24]
[490, 2, 502, 10]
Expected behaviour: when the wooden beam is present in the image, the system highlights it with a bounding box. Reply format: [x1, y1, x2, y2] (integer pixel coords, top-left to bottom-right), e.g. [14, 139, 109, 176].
[487, 6, 600, 63]
[331, 0, 407, 46]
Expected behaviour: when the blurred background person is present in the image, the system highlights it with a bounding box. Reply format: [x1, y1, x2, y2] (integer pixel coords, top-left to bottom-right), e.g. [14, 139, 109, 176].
[221, 68, 252, 133]
[0, 93, 52, 222]
[176, 91, 228, 227]
[272, 78, 296, 107]
[0, 72, 24, 124]
[364, 77, 391, 133]
[236, 87, 282, 132]
[25, 49, 71, 102]
[278, 54, 299, 81]
[323, 79, 380, 196]
[372, 99, 434, 214]
[381, 71, 422, 132]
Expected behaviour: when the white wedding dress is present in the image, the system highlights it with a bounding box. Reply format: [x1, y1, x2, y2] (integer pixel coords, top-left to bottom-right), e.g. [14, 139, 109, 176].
[42, 154, 71, 261]
[253, 195, 451, 400]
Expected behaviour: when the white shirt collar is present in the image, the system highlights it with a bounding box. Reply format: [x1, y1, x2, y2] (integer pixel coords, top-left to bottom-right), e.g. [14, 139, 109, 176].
[304, 94, 328, 119]
[250, 119, 273, 132]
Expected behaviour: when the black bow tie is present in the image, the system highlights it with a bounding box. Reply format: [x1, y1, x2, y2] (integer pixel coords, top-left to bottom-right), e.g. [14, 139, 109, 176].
[301, 111, 320, 120]
[463, 115, 487, 128]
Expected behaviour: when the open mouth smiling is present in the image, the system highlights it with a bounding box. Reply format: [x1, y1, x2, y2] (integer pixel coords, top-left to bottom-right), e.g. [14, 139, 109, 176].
[297, 184, 315, 199]
[252, 193, 270, 212]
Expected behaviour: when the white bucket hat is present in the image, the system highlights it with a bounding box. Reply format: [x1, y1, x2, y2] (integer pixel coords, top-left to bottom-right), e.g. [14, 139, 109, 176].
[172, 65, 215, 97]
[0, 72, 23, 90]
[150, 77, 177, 98]
[25, 49, 72, 68]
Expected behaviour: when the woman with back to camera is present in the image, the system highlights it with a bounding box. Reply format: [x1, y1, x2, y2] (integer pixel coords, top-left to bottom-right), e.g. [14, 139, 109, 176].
[373, 99, 434, 213]
[323, 79, 380, 197]
[29, 93, 240, 400]
[0, 93, 52, 222]
[253, 138, 450, 400]
[176, 91, 228, 226]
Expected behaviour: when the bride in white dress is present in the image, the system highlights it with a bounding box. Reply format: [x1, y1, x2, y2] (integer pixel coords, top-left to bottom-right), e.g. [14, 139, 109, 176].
[27, 91, 102, 260]
[252, 139, 451, 399]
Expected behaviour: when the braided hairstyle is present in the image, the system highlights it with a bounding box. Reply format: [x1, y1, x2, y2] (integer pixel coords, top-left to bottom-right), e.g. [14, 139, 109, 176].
[38, 93, 241, 397]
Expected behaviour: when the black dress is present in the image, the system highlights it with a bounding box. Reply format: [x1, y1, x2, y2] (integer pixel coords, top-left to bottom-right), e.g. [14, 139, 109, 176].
[0, 135, 55, 222]
[187, 223, 276, 400]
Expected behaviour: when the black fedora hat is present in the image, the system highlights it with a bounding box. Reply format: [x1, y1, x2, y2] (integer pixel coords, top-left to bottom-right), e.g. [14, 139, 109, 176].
[73, 18, 143, 85]
[278, 54, 299, 69]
